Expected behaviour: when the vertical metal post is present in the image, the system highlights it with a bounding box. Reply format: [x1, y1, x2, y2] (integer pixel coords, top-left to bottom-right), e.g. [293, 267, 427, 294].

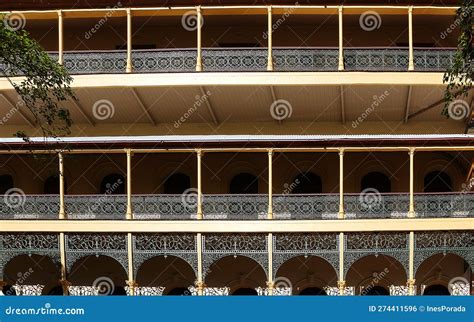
[59, 232, 69, 295]
[59, 153, 65, 219]
[408, 6, 414, 71]
[338, 232, 345, 295]
[196, 6, 203, 71]
[58, 10, 64, 65]
[126, 8, 133, 73]
[126, 233, 136, 295]
[338, 6, 344, 71]
[338, 149, 345, 219]
[126, 149, 133, 220]
[408, 148, 415, 217]
[266, 6, 274, 71]
[267, 149, 273, 219]
[197, 150, 203, 219]
[196, 233, 204, 295]
[408, 231, 415, 295]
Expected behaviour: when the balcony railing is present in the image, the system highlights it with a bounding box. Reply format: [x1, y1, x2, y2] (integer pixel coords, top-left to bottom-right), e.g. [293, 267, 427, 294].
[2, 192, 472, 220]
[1, 47, 454, 76]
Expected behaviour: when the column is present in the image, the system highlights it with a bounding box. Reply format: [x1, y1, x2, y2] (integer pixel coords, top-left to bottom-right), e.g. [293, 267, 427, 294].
[58, 153, 66, 219]
[408, 148, 415, 218]
[267, 233, 274, 295]
[338, 6, 344, 71]
[126, 149, 133, 219]
[57, 10, 64, 65]
[338, 232, 346, 295]
[266, 6, 274, 71]
[126, 8, 132, 73]
[126, 233, 137, 295]
[59, 232, 70, 295]
[408, 231, 416, 295]
[196, 233, 204, 295]
[338, 149, 345, 219]
[196, 150, 203, 219]
[408, 6, 414, 71]
[196, 6, 203, 71]
[267, 149, 273, 219]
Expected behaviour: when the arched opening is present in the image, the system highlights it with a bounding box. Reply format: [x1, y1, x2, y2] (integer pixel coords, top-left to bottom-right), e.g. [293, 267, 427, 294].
[166, 287, 191, 295]
[424, 171, 453, 192]
[2, 285, 16, 296]
[275, 255, 338, 295]
[292, 172, 322, 194]
[230, 173, 258, 194]
[299, 287, 327, 295]
[361, 172, 391, 193]
[232, 288, 258, 295]
[423, 284, 450, 295]
[43, 175, 67, 194]
[45, 285, 64, 295]
[205, 255, 267, 293]
[363, 285, 390, 295]
[163, 173, 191, 194]
[100, 173, 125, 194]
[136, 255, 196, 294]
[0, 174, 14, 194]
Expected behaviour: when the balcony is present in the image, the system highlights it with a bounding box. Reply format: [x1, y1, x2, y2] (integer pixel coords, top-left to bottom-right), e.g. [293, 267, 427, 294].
[1, 192, 472, 220]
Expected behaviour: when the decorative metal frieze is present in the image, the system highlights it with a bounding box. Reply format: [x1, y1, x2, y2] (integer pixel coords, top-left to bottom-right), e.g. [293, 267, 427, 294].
[202, 48, 267, 72]
[133, 195, 196, 220]
[389, 285, 410, 296]
[413, 49, 455, 72]
[0, 195, 59, 220]
[0, 233, 60, 279]
[125, 286, 165, 296]
[65, 234, 128, 273]
[189, 286, 229, 296]
[65, 195, 126, 220]
[273, 48, 338, 71]
[68, 286, 99, 296]
[63, 51, 126, 74]
[449, 281, 470, 296]
[415, 193, 474, 218]
[273, 194, 339, 220]
[132, 49, 196, 73]
[202, 195, 268, 220]
[344, 232, 409, 278]
[345, 194, 409, 219]
[344, 48, 409, 71]
[202, 234, 268, 278]
[256, 287, 292, 296]
[414, 231, 473, 274]
[272, 233, 339, 278]
[325, 286, 355, 296]
[132, 233, 198, 278]
[12, 284, 45, 296]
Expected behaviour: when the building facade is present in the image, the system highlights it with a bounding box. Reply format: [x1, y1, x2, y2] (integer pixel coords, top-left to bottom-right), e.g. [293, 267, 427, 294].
[0, 1, 472, 296]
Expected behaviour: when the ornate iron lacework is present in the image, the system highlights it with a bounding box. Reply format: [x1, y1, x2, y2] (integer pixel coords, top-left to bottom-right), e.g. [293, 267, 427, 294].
[65, 195, 126, 220]
[202, 195, 268, 220]
[272, 194, 339, 220]
[272, 233, 339, 278]
[345, 194, 409, 219]
[65, 234, 128, 273]
[202, 48, 267, 72]
[344, 232, 409, 278]
[133, 195, 196, 220]
[0, 233, 60, 279]
[414, 231, 473, 274]
[413, 48, 456, 72]
[12, 284, 45, 296]
[132, 49, 196, 73]
[132, 233, 198, 278]
[202, 234, 268, 278]
[414, 193, 474, 218]
[0, 195, 59, 219]
[344, 48, 409, 71]
[273, 48, 338, 71]
[63, 51, 126, 74]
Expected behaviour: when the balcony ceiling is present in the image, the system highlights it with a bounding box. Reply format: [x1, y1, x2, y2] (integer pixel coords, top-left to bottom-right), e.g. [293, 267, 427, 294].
[0, 83, 471, 127]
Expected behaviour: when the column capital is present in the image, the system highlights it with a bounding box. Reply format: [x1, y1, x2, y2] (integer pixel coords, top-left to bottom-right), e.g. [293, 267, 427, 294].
[196, 149, 203, 156]
[338, 5, 343, 13]
[338, 148, 345, 156]
[267, 5, 272, 13]
[268, 149, 273, 156]
[125, 148, 134, 156]
[126, 280, 138, 288]
[57, 10, 63, 17]
[337, 280, 346, 295]
[408, 5, 413, 13]
[59, 279, 71, 295]
[195, 281, 206, 289]
[266, 281, 275, 289]
[196, 5, 202, 13]
[408, 147, 415, 155]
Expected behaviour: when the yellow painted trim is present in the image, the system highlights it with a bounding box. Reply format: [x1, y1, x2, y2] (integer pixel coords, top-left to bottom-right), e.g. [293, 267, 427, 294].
[1, 218, 472, 233]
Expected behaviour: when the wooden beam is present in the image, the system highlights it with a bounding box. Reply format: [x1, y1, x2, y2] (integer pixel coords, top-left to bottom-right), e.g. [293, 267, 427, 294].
[130, 87, 156, 125]
[404, 85, 412, 123]
[70, 97, 95, 126]
[0, 93, 35, 127]
[200, 86, 218, 125]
